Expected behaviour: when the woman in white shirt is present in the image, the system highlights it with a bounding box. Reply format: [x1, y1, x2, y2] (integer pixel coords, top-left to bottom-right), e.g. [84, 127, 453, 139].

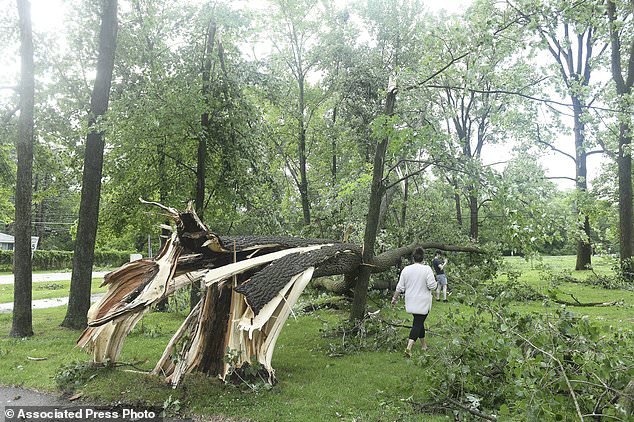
[391, 247, 438, 356]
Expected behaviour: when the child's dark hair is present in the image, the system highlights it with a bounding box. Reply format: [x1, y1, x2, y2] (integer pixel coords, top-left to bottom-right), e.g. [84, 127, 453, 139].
[412, 247, 425, 263]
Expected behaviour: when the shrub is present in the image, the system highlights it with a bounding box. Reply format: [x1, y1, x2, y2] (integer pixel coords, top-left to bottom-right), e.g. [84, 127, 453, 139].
[0, 249, 135, 272]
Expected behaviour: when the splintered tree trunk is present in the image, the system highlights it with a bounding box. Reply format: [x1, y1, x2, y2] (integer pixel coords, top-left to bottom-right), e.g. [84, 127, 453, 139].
[11, 0, 35, 338]
[77, 202, 481, 386]
[62, 0, 118, 329]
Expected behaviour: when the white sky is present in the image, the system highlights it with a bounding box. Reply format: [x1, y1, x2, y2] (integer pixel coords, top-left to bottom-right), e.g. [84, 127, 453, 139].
[6, 0, 606, 191]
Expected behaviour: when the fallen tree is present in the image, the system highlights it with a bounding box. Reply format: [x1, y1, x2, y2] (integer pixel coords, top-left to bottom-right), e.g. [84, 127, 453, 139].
[78, 201, 481, 387]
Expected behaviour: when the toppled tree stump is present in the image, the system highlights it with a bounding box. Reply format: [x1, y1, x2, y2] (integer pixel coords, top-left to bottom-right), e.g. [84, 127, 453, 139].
[78, 201, 481, 387]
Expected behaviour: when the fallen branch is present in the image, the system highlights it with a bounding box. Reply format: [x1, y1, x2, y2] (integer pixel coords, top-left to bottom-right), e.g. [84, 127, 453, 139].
[445, 397, 498, 421]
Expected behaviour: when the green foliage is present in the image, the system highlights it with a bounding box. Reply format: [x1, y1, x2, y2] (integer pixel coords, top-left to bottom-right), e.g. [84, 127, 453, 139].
[544, 262, 634, 291]
[321, 293, 405, 356]
[416, 301, 634, 420]
[161, 395, 181, 416]
[54, 360, 103, 393]
[223, 348, 272, 392]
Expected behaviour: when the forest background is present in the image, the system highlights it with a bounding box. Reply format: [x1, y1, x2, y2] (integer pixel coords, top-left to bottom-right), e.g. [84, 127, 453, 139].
[2, 0, 634, 420]
[1, 0, 631, 266]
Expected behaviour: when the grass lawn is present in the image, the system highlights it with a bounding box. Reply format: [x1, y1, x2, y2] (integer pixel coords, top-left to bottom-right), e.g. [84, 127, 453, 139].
[0, 255, 632, 421]
[501, 255, 634, 326]
[0, 278, 107, 304]
[0, 306, 448, 422]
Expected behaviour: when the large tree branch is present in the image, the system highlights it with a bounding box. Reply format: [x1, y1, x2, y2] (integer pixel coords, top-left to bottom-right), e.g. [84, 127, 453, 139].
[402, 52, 470, 92]
[370, 242, 482, 271]
[535, 137, 577, 163]
[547, 176, 577, 182]
[425, 84, 617, 113]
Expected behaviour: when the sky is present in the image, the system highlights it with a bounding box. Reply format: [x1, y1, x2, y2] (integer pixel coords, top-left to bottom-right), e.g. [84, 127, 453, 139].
[5, 0, 606, 191]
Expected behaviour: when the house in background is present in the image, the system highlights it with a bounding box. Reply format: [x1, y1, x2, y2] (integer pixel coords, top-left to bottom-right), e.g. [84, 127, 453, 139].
[0, 233, 39, 251]
[0, 233, 14, 251]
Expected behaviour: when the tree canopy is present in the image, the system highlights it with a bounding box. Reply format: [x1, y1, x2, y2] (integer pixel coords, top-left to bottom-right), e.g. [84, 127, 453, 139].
[1, 0, 632, 292]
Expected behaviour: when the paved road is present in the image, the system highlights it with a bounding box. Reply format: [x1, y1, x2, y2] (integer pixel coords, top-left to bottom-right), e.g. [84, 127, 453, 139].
[0, 294, 105, 314]
[0, 271, 109, 314]
[0, 387, 195, 421]
[0, 386, 241, 421]
[0, 272, 109, 286]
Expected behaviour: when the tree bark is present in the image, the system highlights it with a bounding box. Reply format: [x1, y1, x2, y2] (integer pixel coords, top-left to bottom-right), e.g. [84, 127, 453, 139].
[62, 0, 118, 329]
[450, 176, 462, 227]
[331, 105, 337, 190]
[191, 20, 216, 310]
[155, 144, 170, 312]
[607, 0, 634, 278]
[298, 75, 311, 226]
[469, 190, 478, 241]
[350, 78, 397, 321]
[11, 0, 35, 338]
[572, 99, 592, 270]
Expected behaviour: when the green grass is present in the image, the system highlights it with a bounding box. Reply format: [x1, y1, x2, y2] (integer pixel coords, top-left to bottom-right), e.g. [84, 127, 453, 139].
[0, 255, 632, 421]
[0, 306, 448, 421]
[0, 278, 107, 303]
[500, 255, 634, 326]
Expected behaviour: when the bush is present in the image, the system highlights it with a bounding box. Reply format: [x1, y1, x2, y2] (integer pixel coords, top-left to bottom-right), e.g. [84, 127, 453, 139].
[32, 250, 73, 270]
[0, 249, 135, 272]
[0, 251, 12, 272]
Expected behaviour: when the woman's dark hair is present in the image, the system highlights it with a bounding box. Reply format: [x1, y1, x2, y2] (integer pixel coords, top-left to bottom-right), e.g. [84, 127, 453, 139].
[412, 247, 425, 263]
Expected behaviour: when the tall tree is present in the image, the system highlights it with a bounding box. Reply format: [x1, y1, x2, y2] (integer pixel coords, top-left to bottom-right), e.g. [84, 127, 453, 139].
[190, 18, 217, 309]
[11, 0, 35, 338]
[349, 77, 397, 321]
[349, 0, 472, 319]
[606, 0, 634, 277]
[62, 0, 118, 329]
[267, 0, 323, 227]
[511, 0, 608, 270]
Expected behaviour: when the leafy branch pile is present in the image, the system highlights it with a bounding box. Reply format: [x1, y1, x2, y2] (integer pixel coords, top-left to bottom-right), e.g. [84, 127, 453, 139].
[414, 299, 634, 420]
[320, 293, 407, 356]
[544, 266, 634, 291]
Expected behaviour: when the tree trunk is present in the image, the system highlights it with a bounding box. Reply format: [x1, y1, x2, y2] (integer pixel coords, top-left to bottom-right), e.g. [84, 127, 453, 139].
[298, 76, 311, 226]
[607, 0, 634, 278]
[451, 177, 462, 227]
[350, 78, 397, 321]
[617, 123, 632, 273]
[62, 0, 118, 329]
[572, 99, 592, 270]
[196, 20, 216, 221]
[331, 105, 337, 193]
[469, 190, 478, 241]
[155, 144, 170, 312]
[11, 0, 35, 338]
[400, 177, 409, 249]
[191, 20, 216, 310]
